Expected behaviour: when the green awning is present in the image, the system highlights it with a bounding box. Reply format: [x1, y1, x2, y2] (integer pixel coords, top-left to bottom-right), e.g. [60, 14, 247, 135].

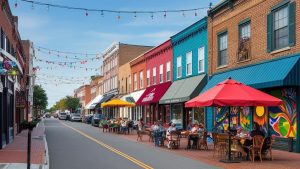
[159, 74, 207, 104]
[202, 54, 300, 92]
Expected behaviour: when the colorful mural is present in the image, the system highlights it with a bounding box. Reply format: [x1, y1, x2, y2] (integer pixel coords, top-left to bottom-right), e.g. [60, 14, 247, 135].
[254, 106, 268, 133]
[240, 107, 252, 131]
[268, 88, 297, 138]
[215, 107, 228, 130]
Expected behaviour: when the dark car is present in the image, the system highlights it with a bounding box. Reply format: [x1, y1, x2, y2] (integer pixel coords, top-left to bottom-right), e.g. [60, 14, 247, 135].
[91, 114, 103, 127]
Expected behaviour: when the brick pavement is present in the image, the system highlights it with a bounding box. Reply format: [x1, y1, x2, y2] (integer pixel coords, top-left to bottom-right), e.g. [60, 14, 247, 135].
[0, 121, 45, 165]
[106, 130, 300, 169]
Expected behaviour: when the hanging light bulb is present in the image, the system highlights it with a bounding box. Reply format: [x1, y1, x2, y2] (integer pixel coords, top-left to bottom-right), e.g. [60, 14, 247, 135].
[47, 5, 50, 12]
[101, 10, 104, 17]
[14, 0, 18, 8]
[134, 12, 137, 18]
[151, 12, 154, 20]
[117, 12, 121, 20]
[85, 10, 89, 16]
[164, 11, 167, 18]
[31, 2, 34, 10]
[194, 10, 197, 16]
[182, 11, 185, 17]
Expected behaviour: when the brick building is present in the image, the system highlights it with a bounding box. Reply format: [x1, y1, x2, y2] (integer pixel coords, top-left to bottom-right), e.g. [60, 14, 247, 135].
[101, 43, 152, 119]
[85, 75, 104, 114]
[0, 0, 27, 149]
[74, 85, 91, 114]
[205, 0, 300, 152]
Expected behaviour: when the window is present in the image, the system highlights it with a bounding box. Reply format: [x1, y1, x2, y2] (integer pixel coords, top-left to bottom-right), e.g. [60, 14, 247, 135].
[166, 62, 171, 81]
[159, 64, 163, 83]
[273, 6, 288, 49]
[128, 75, 131, 92]
[267, 2, 295, 52]
[176, 56, 182, 78]
[139, 71, 143, 89]
[134, 73, 137, 91]
[152, 67, 156, 85]
[186, 52, 192, 76]
[218, 32, 228, 67]
[239, 21, 251, 39]
[198, 47, 205, 73]
[146, 69, 150, 86]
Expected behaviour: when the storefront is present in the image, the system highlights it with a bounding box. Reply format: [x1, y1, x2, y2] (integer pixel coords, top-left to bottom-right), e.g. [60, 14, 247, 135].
[120, 89, 145, 121]
[204, 54, 300, 152]
[85, 94, 103, 114]
[160, 74, 207, 129]
[97, 94, 114, 119]
[136, 81, 171, 125]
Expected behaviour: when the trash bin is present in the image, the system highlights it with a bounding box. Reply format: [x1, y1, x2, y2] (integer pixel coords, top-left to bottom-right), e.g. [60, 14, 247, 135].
[288, 137, 293, 152]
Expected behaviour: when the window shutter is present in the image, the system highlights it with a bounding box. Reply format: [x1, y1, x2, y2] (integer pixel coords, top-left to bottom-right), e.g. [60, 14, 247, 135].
[288, 1, 296, 46]
[267, 13, 273, 53]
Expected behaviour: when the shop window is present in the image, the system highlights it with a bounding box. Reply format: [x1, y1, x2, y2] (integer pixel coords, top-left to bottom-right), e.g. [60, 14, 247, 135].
[172, 104, 183, 126]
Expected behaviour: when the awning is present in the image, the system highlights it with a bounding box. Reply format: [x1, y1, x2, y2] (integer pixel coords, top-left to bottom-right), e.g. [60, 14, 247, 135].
[121, 89, 145, 103]
[136, 81, 172, 106]
[159, 74, 207, 104]
[101, 99, 135, 108]
[100, 94, 115, 103]
[203, 54, 300, 91]
[85, 94, 103, 109]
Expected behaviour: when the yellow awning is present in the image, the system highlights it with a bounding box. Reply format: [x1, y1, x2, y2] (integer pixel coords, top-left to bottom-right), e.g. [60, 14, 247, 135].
[101, 99, 135, 108]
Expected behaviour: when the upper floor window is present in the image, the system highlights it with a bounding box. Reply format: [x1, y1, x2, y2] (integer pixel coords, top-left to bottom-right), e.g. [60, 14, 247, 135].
[146, 69, 150, 86]
[267, 1, 295, 52]
[166, 62, 171, 81]
[238, 19, 251, 62]
[152, 67, 156, 85]
[139, 71, 143, 89]
[134, 73, 137, 91]
[159, 64, 163, 83]
[218, 32, 228, 67]
[176, 56, 182, 78]
[186, 52, 192, 76]
[239, 21, 251, 39]
[198, 47, 205, 73]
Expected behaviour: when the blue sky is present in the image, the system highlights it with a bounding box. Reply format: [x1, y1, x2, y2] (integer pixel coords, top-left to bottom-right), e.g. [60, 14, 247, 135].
[9, 0, 219, 108]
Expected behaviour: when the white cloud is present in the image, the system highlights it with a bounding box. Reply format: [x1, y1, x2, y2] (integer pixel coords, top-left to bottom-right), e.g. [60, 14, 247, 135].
[18, 14, 49, 30]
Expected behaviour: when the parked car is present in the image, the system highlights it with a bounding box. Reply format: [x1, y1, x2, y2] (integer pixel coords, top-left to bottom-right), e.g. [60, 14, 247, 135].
[83, 114, 93, 124]
[66, 113, 71, 121]
[58, 112, 67, 120]
[53, 113, 58, 118]
[70, 113, 82, 122]
[43, 113, 51, 118]
[91, 114, 104, 127]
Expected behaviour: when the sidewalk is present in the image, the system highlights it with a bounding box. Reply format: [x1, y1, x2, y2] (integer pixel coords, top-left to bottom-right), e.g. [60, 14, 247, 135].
[106, 130, 300, 169]
[0, 121, 46, 169]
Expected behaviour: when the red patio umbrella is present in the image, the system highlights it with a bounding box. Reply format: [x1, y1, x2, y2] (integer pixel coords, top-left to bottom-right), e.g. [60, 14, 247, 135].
[185, 77, 282, 163]
[185, 78, 282, 107]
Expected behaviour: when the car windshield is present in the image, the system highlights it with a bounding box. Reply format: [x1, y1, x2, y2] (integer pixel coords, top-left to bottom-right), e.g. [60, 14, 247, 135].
[73, 114, 80, 117]
[60, 113, 66, 115]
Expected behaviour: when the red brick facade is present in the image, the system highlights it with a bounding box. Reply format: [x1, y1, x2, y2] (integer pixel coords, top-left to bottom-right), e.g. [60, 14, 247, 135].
[208, 0, 300, 75]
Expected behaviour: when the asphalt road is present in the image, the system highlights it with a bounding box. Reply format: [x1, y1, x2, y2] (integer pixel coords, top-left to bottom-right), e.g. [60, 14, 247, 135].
[44, 119, 219, 169]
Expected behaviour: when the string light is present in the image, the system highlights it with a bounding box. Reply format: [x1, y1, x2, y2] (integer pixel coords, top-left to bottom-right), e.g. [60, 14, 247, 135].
[18, 0, 210, 20]
[31, 1, 34, 10]
[14, 0, 18, 8]
[134, 11, 137, 18]
[194, 10, 197, 16]
[182, 11, 185, 17]
[151, 12, 154, 20]
[117, 12, 120, 20]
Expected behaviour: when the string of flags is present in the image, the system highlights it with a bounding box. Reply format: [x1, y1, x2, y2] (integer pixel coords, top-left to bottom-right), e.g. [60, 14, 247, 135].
[16, 0, 213, 20]
[34, 57, 90, 65]
[34, 66, 100, 71]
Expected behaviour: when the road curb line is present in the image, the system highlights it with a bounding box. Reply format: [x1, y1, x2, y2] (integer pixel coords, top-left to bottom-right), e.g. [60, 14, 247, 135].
[42, 120, 50, 169]
[61, 122, 153, 169]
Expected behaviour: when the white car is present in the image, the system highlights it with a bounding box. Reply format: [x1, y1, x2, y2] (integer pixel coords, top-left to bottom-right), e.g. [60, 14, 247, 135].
[70, 113, 82, 122]
[58, 112, 67, 120]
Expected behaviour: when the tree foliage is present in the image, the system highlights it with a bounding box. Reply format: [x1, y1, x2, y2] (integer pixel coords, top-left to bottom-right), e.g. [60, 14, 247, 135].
[52, 96, 80, 112]
[33, 85, 48, 117]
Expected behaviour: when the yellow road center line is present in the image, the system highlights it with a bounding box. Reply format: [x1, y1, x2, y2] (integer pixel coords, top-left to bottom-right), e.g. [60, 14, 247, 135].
[60, 122, 154, 169]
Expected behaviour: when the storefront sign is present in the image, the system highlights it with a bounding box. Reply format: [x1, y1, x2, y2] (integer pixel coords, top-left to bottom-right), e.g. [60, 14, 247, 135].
[142, 88, 155, 102]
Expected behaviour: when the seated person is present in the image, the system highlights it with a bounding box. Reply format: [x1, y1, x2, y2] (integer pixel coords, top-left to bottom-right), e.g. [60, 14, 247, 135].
[187, 123, 199, 149]
[198, 123, 206, 138]
[234, 126, 248, 158]
[166, 123, 177, 149]
[243, 122, 265, 152]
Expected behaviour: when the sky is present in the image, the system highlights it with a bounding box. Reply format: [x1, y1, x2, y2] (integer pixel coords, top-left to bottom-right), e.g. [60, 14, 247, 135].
[9, 0, 220, 108]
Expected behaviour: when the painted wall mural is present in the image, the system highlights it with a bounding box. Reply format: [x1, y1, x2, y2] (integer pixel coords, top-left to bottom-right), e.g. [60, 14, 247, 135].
[215, 107, 228, 130]
[240, 107, 252, 131]
[254, 106, 268, 134]
[268, 88, 297, 138]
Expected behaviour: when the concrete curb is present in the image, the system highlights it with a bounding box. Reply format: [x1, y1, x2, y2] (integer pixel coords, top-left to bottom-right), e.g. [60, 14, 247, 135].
[42, 120, 49, 169]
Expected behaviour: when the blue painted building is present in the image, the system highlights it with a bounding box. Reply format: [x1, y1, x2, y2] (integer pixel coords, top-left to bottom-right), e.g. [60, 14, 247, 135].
[160, 17, 208, 129]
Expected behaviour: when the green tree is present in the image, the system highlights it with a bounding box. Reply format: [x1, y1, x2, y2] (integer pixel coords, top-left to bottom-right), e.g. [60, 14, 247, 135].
[65, 96, 80, 112]
[33, 85, 48, 118]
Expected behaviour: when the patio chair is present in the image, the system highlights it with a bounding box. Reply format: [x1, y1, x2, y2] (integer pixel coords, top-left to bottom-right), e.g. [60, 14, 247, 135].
[168, 131, 181, 149]
[250, 135, 265, 162]
[213, 133, 229, 158]
[198, 131, 208, 150]
[262, 136, 275, 160]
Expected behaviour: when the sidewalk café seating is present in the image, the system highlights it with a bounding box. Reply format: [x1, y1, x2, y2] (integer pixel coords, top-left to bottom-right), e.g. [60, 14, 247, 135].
[250, 135, 265, 162]
[153, 130, 164, 147]
[262, 135, 275, 160]
[167, 131, 181, 149]
[213, 133, 229, 158]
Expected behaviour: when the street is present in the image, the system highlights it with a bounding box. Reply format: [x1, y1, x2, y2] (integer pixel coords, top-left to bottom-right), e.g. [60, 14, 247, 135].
[44, 119, 218, 169]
